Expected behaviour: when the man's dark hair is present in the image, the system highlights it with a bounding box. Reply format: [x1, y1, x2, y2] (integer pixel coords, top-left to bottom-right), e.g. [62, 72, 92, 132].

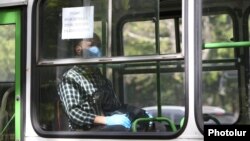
[70, 33, 101, 56]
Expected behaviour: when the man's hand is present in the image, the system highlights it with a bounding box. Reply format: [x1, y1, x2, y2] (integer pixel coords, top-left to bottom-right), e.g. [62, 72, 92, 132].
[105, 114, 131, 128]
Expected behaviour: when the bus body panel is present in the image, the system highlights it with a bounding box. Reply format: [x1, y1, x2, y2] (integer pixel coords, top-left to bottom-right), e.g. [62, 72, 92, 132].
[0, 0, 27, 7]
[24, 137, 203, 141]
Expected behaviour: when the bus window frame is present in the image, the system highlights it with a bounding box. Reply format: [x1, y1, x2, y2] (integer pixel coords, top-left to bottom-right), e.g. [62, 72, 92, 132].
[243, 6, 250, 40]
[198, 5, 242, 132]
[31, 0, 185, 139]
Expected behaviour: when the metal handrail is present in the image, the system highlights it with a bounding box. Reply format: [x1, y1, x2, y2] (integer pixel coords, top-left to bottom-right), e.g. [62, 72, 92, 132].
[132, 117, 177, 132]
[204, 41, 250, 49]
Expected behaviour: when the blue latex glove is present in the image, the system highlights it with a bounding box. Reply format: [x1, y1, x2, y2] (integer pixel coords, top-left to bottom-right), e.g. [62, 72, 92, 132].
[105, 114, 131, 128]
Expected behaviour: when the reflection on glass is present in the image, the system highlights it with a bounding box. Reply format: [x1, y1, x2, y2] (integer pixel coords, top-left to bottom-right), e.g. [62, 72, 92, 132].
[38, 60, 185, 131]
[37, 0, 184, 133]
[202, 14, 234, 60]
[0, 24, 15, 140]
[123, 21, 156, 56]
[40, 0, 157, 59]
[202, 6, 239, 125]
[0, 25, 15, 82]
[202, 71, 239, 124]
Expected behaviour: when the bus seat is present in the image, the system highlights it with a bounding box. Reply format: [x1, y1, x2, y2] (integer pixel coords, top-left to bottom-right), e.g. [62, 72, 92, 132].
[132, 116, 177, 132]
[54, 99, 69, 131]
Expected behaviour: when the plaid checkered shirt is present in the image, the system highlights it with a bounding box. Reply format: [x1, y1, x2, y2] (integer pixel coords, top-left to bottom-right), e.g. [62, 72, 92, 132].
[57, 65, 114, 130]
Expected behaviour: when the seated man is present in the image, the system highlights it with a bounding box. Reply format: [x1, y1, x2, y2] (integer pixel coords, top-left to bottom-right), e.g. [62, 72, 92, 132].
[57, 34, 131, 131]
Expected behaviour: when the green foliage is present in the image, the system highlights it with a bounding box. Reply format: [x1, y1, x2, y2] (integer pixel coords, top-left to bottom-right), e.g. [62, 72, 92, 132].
[0, 25, 15, 82]
[126, 74, 157, 107]
[123, 18, 183, 107]
[160, 73, 184, 106]
[202, 14, 238, 113]
[123, 21, 156, 56]
[124, 13, 238, 114]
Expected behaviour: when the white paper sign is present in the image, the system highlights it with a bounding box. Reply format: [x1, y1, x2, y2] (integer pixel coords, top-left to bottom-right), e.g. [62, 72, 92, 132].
[61, 6, 94, 39]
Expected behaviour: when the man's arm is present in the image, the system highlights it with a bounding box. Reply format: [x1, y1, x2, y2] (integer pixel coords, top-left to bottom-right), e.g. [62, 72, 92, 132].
[58, 76, 96, 126]
[94, 116, 106, 124]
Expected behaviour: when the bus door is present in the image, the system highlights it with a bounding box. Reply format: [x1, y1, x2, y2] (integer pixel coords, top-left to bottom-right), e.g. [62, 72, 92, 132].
[0, 9, 21, 141]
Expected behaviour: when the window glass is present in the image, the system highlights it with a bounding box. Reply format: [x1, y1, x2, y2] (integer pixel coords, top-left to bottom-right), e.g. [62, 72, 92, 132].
[123, 61, 184, 107]
[36, 0, 184, 136]
[0, 24, 15, 140]
[160, 19, 182, 54]
[202, 70, 238, 124]
[38, 60, 185, 131]
[0, 25, 15, 82]
[39, 0, 107, 59]
[202, 11, 238, 125]
[202, 14, 234, 60]
[123, 21, 156, 56]
[39, 0, 157, 59]
[123, 19, 182, 56]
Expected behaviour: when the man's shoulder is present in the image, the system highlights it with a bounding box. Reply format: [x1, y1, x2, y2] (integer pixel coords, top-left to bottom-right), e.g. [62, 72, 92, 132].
[63, 66, 91, 79]
[63, 66, 82, 77]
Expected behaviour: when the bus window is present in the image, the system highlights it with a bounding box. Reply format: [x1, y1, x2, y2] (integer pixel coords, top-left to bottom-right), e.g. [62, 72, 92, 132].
[0, 24, 15, 141]
[202, 14, 234, 60]
[202, 70, 238, 124]
[33, 0, 184, 138]
[121, 60, 185, 130]
[123, 21, 156, 56]
[38, 0, 160, 60]
[120, 3, 184, 130]
[202, 13, 238, 124]
[201, 3, 242, 126]
[123, 19, 182, 56]
[121, 61, 185, 106]
[0, 25, 15, 82]
[159, 19, 182, 54]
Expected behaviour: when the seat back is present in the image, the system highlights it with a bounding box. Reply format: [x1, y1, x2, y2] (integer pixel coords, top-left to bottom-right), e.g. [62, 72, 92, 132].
[54, 99, 69, 131]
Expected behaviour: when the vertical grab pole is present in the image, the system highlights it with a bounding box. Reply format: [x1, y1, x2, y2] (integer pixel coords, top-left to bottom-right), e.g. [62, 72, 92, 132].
[155, 0, 162, 117]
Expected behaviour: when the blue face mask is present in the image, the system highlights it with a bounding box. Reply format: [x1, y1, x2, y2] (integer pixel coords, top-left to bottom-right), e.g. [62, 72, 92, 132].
[83, 46, 101, 58]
